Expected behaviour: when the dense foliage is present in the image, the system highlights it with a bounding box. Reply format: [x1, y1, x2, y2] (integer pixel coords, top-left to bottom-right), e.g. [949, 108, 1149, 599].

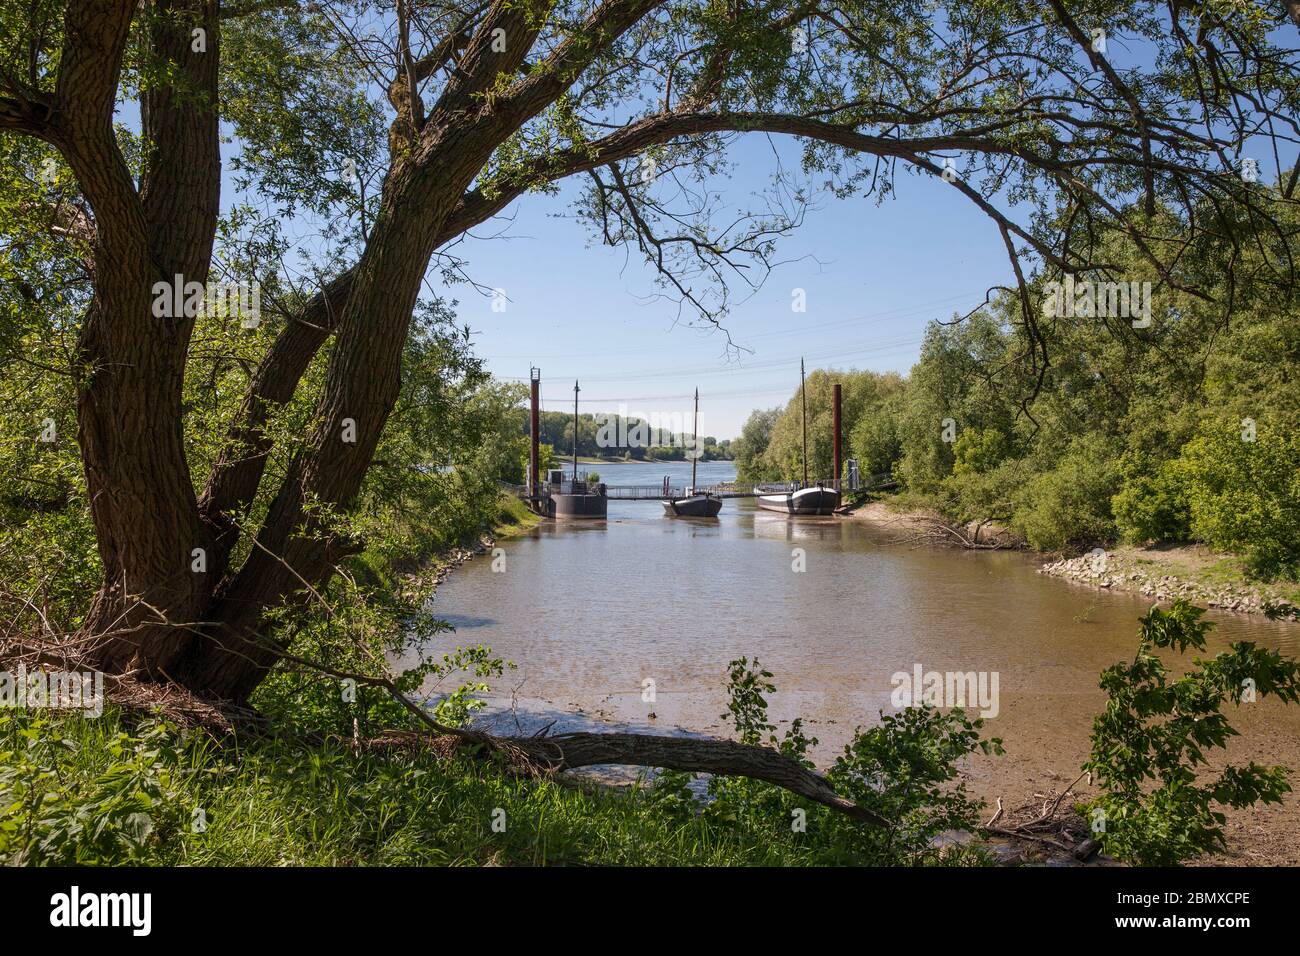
[737, 211, 1300, 579]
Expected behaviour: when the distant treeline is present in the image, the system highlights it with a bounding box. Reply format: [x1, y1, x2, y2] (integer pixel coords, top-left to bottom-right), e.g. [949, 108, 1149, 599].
[735, 213, 1300, 579]
[518, 409, 733, 461]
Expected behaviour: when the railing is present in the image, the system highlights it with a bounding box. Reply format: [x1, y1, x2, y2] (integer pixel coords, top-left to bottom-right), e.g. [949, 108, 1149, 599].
[605, 484, 683, 499]
[501, 471, 897, 502]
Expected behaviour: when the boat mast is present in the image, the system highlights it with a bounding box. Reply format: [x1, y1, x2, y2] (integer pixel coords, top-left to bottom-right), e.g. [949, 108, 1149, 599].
[800, 357, 808, 487]
[572, 379, 580, 482]
[691, 387, 699, 492]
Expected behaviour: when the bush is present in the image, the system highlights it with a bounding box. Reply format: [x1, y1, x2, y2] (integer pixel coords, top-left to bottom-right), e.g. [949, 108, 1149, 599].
[653, 658, 1001, 865]
[941, 457, 1027, 526]
[1085, 601, 1300, 865]
[826, 705, 1002, 863]
[1012, 436, 1121, 551]
[1177, 421, 1300, 580]
[1112, 461, 1191, 544]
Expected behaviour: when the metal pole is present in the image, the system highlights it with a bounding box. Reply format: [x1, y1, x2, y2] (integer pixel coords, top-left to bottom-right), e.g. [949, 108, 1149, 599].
[691, 387, 699, 493]
[833, 382, 842, 491]
[800, 358, 808, 487]
[572, 380, 580, 482]
[529, 367, 540, 497]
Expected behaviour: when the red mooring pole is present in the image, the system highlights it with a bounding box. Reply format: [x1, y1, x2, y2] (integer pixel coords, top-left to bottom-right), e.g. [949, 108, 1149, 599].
[529, 367, 540, 497]
[833, 382, 842, 489]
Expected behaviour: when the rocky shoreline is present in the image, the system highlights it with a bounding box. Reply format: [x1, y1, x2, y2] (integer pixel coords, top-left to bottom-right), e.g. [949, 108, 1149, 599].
[395, 535, 496, 606]
[1038, 552, 1300, 621]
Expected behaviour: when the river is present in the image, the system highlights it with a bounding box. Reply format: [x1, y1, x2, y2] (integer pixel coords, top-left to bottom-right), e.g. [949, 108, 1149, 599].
[402, 459, 1300, 861]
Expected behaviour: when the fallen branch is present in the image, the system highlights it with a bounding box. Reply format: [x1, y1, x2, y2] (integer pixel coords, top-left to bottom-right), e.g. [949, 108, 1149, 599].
[902, 517, 1014, 550]
[252, 647, 894, 827]
[498, 731, 890, 826]
[4, 628, 892, 829]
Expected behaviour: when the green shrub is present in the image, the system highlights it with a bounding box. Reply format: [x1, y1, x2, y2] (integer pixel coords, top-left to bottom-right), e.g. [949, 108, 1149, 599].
[0, 713, 190, 865]
[654, 658, 1001, 865]
[952, 426, 1014, 476]
[825, 705, 1002, 863]
[1012, 436, 1121, 551]
[1085, 601, 1300, 865]
[941, 457, 1027, 526]
[1177, 421, 1300, 580]
[1112, 462, 1191, 544]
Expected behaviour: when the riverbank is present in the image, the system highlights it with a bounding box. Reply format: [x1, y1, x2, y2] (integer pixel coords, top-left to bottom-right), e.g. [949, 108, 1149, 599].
[841, 497, 1023, 547]
[1038, 547, 1300, 621]
[396, 494, 539, 605]
[841, 496, 1300, 622]
[1, 706, 921, 866]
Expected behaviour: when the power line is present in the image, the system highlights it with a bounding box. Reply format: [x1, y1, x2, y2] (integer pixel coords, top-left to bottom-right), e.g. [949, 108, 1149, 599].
[478, 289, 982, 363]
[510, 333, 923, 385]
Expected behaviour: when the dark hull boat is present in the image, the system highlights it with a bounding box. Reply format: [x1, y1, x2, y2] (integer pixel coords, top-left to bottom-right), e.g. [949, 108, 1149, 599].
[662, 493, 723, 518]
[664, 388, 723, 518]
[754, 485, 840, 516]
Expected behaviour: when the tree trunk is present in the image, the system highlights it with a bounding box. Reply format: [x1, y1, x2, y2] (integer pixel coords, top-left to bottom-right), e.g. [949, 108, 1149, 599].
[78, 0, 222, 678]
[175, 139, 491, 702]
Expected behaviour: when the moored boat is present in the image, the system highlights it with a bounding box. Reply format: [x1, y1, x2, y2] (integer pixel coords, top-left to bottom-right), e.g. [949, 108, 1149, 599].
[754, 485, 840, 515]
[663, 388, 724, 519]
[754, 360, 842, 517]
[544, 379, 608, 519]
[663, 492, 723, 517]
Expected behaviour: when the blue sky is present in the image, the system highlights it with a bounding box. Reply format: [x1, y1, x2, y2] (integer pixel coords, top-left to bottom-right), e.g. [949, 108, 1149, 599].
[193, 20, 1296, 443]
[445, 134, 1014, 439]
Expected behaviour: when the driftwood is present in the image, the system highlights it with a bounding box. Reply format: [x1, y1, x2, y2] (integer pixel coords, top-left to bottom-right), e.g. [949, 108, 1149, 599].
[902, 517, 1015, 550]
[981, 771, 1099, 858]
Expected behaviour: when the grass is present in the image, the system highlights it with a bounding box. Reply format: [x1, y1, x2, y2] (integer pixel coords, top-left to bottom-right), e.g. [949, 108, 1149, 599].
[492, 493, 540, 539]
[1119, 545, 1300, 606]
[0, 708, 916, 866]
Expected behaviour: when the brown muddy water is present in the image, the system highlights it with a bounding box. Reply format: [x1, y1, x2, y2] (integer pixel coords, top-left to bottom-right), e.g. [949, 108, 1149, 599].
[398, 460, 1300, 862]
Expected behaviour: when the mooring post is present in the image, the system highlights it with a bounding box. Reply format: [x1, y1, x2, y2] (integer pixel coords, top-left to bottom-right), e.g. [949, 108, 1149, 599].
[833, 382, 842, 490]
[572, 380, 580, 482]
[529, 367, 541, 498]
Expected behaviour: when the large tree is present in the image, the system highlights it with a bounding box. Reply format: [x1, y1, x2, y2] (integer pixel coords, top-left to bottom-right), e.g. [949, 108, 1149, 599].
[1, 0, 1297, 704]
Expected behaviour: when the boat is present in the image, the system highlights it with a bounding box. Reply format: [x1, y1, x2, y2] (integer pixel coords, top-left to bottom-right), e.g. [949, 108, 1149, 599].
[663, 492, 723, 517]
[753, 359, 841, 516]
[755, 484, 840, 515]
[663, 388, 723, 518]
